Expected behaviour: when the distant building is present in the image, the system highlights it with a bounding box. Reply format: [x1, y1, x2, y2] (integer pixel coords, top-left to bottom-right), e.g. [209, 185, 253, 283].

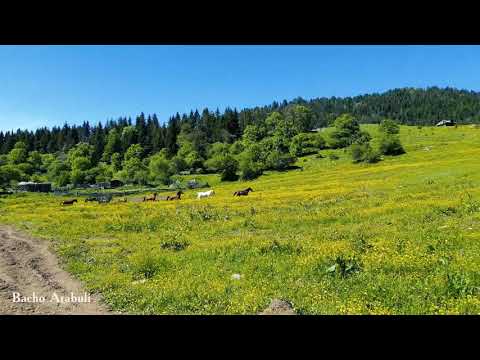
[17, 182, 52, 193]
[436, 120, 456, 127]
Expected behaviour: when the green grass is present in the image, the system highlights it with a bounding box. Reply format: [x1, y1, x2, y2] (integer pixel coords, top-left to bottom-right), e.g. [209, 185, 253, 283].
[1, 124, 479, 314]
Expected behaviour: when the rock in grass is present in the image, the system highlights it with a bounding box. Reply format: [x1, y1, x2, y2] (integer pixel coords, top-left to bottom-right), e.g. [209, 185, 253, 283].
[259, 299, 296, 315]
[132, 279, 147, 285]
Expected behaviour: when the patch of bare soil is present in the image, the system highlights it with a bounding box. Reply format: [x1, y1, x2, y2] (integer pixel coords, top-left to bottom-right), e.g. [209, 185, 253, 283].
[0, 226, 110, 315]
[259, 299, 297, 315]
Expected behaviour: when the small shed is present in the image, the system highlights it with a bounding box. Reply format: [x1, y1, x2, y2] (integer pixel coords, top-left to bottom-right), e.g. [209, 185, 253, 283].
[436, 120, 456, 127]
[17, 182, 52, 193]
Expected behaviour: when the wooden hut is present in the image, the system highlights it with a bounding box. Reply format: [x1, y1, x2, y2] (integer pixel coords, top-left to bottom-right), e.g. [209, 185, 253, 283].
[17, 182, 52, 193]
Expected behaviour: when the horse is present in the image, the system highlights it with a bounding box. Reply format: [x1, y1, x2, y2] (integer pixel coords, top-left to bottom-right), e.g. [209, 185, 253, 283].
[233, 187, 253, 196]
[143, 193, 158, 202]
[197, 190, 215, 199]
[166, 191, 183, 201]
[61, 199, 78, 206]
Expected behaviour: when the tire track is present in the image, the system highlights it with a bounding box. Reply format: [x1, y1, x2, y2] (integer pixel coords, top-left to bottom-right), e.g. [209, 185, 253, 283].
[0, 226, 111, 315]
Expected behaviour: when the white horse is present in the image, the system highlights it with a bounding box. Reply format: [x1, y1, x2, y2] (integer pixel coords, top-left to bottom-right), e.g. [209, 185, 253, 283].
[197, 190, 215, 199]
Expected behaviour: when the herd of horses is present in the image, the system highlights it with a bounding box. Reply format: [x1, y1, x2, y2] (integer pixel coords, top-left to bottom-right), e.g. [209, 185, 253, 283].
[60, 187, 254, 206]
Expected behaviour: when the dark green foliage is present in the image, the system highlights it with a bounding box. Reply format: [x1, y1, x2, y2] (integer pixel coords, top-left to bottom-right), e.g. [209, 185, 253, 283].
[378, 119, 405, 156]
[0, 165, 23, 189]
[379, 118, 400, 134]
[379, 134, 405, 155]
[264, 152, 296, 171]
[220, 156, 239, 181]
[329, 114, 369, 148]
[351, 144, 365, 163]
[325, 256, 362, 278]
[148, 149, 173, 185]
[365, 149, 381, 163]
[238, 149, 263, 180]
[119, 144, 148, 185]
[460, 192, 480, 214]
[351, 143, 381, 164]
[445, 273, 478, 299]
[352, 130, 372, 145]
[205, 145, 239, 181]
[289, 133, 326, 157]
[129, 254, 171, 280]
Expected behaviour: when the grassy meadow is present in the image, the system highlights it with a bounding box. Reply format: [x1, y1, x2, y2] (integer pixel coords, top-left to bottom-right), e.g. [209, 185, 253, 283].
[1, 124, 479, 314]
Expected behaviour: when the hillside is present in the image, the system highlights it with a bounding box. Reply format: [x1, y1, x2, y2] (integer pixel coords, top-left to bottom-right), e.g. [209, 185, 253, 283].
[1, 124, 479, 314]
[2, 86, 480, 156]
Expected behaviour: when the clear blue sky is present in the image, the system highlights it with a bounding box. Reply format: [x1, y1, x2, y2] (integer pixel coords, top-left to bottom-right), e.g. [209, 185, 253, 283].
[0, 45, 479, 132]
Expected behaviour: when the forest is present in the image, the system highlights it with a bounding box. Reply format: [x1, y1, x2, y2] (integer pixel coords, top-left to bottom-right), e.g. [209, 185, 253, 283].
[0, 86, 473, 188]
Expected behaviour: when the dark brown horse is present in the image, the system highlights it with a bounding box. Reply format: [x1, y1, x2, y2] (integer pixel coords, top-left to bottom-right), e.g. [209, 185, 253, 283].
[166, 191, 183, 200]
[143, 193, 158, 202]
[62, 199, 78, 206]
[233, 187, 253, 196]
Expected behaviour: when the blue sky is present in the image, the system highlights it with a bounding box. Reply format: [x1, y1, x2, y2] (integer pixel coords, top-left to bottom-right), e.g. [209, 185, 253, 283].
[0, 45, 479, 132]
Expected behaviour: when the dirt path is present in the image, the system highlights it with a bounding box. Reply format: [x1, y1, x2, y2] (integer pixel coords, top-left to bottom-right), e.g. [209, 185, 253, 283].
[0, 226, 110, 315]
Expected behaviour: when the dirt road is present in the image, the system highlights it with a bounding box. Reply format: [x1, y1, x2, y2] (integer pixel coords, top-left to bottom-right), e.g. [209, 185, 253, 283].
[0, 226, 110, 315]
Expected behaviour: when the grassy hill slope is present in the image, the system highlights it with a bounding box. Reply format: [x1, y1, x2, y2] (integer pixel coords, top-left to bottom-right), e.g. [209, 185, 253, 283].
[1, 125, 479, 314]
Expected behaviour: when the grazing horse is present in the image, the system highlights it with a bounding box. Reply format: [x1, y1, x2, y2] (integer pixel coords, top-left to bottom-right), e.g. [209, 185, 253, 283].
[233, 187, 253, 196]
[166, 191, 183, 201]
[62, 199, 78, 206]
[197, 190, 215, 199]
[143, 193, 158, 202]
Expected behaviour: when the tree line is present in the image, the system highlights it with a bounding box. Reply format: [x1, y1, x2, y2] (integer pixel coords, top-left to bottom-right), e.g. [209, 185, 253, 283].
[4, 85, 473, 189]
[0, 105, 324, 188]
[2, 86, 480, 157]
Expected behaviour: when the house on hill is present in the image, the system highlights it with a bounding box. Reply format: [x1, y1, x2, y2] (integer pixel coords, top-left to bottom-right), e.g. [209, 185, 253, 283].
[436, 120, 456, 127]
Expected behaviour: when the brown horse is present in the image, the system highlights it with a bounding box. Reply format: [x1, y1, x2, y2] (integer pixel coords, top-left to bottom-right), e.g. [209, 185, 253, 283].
[166, 191, 184, 200]
[62, 199, 78, 206]
[233, 187, 253, 196]
[143, 193, 158, 202]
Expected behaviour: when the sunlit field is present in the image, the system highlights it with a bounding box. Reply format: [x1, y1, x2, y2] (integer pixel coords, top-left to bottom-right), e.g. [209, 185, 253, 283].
[1, 125, 479, 314]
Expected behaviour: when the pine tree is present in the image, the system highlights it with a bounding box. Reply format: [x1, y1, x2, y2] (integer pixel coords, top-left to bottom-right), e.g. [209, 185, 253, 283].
[165, 116, 179, 157]
[90, 122, 105, 165]
[135, 113, 147, 152]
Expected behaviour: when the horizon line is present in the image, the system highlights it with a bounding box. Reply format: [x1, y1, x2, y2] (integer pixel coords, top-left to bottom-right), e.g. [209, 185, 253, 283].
[1, 85, 477, 134]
